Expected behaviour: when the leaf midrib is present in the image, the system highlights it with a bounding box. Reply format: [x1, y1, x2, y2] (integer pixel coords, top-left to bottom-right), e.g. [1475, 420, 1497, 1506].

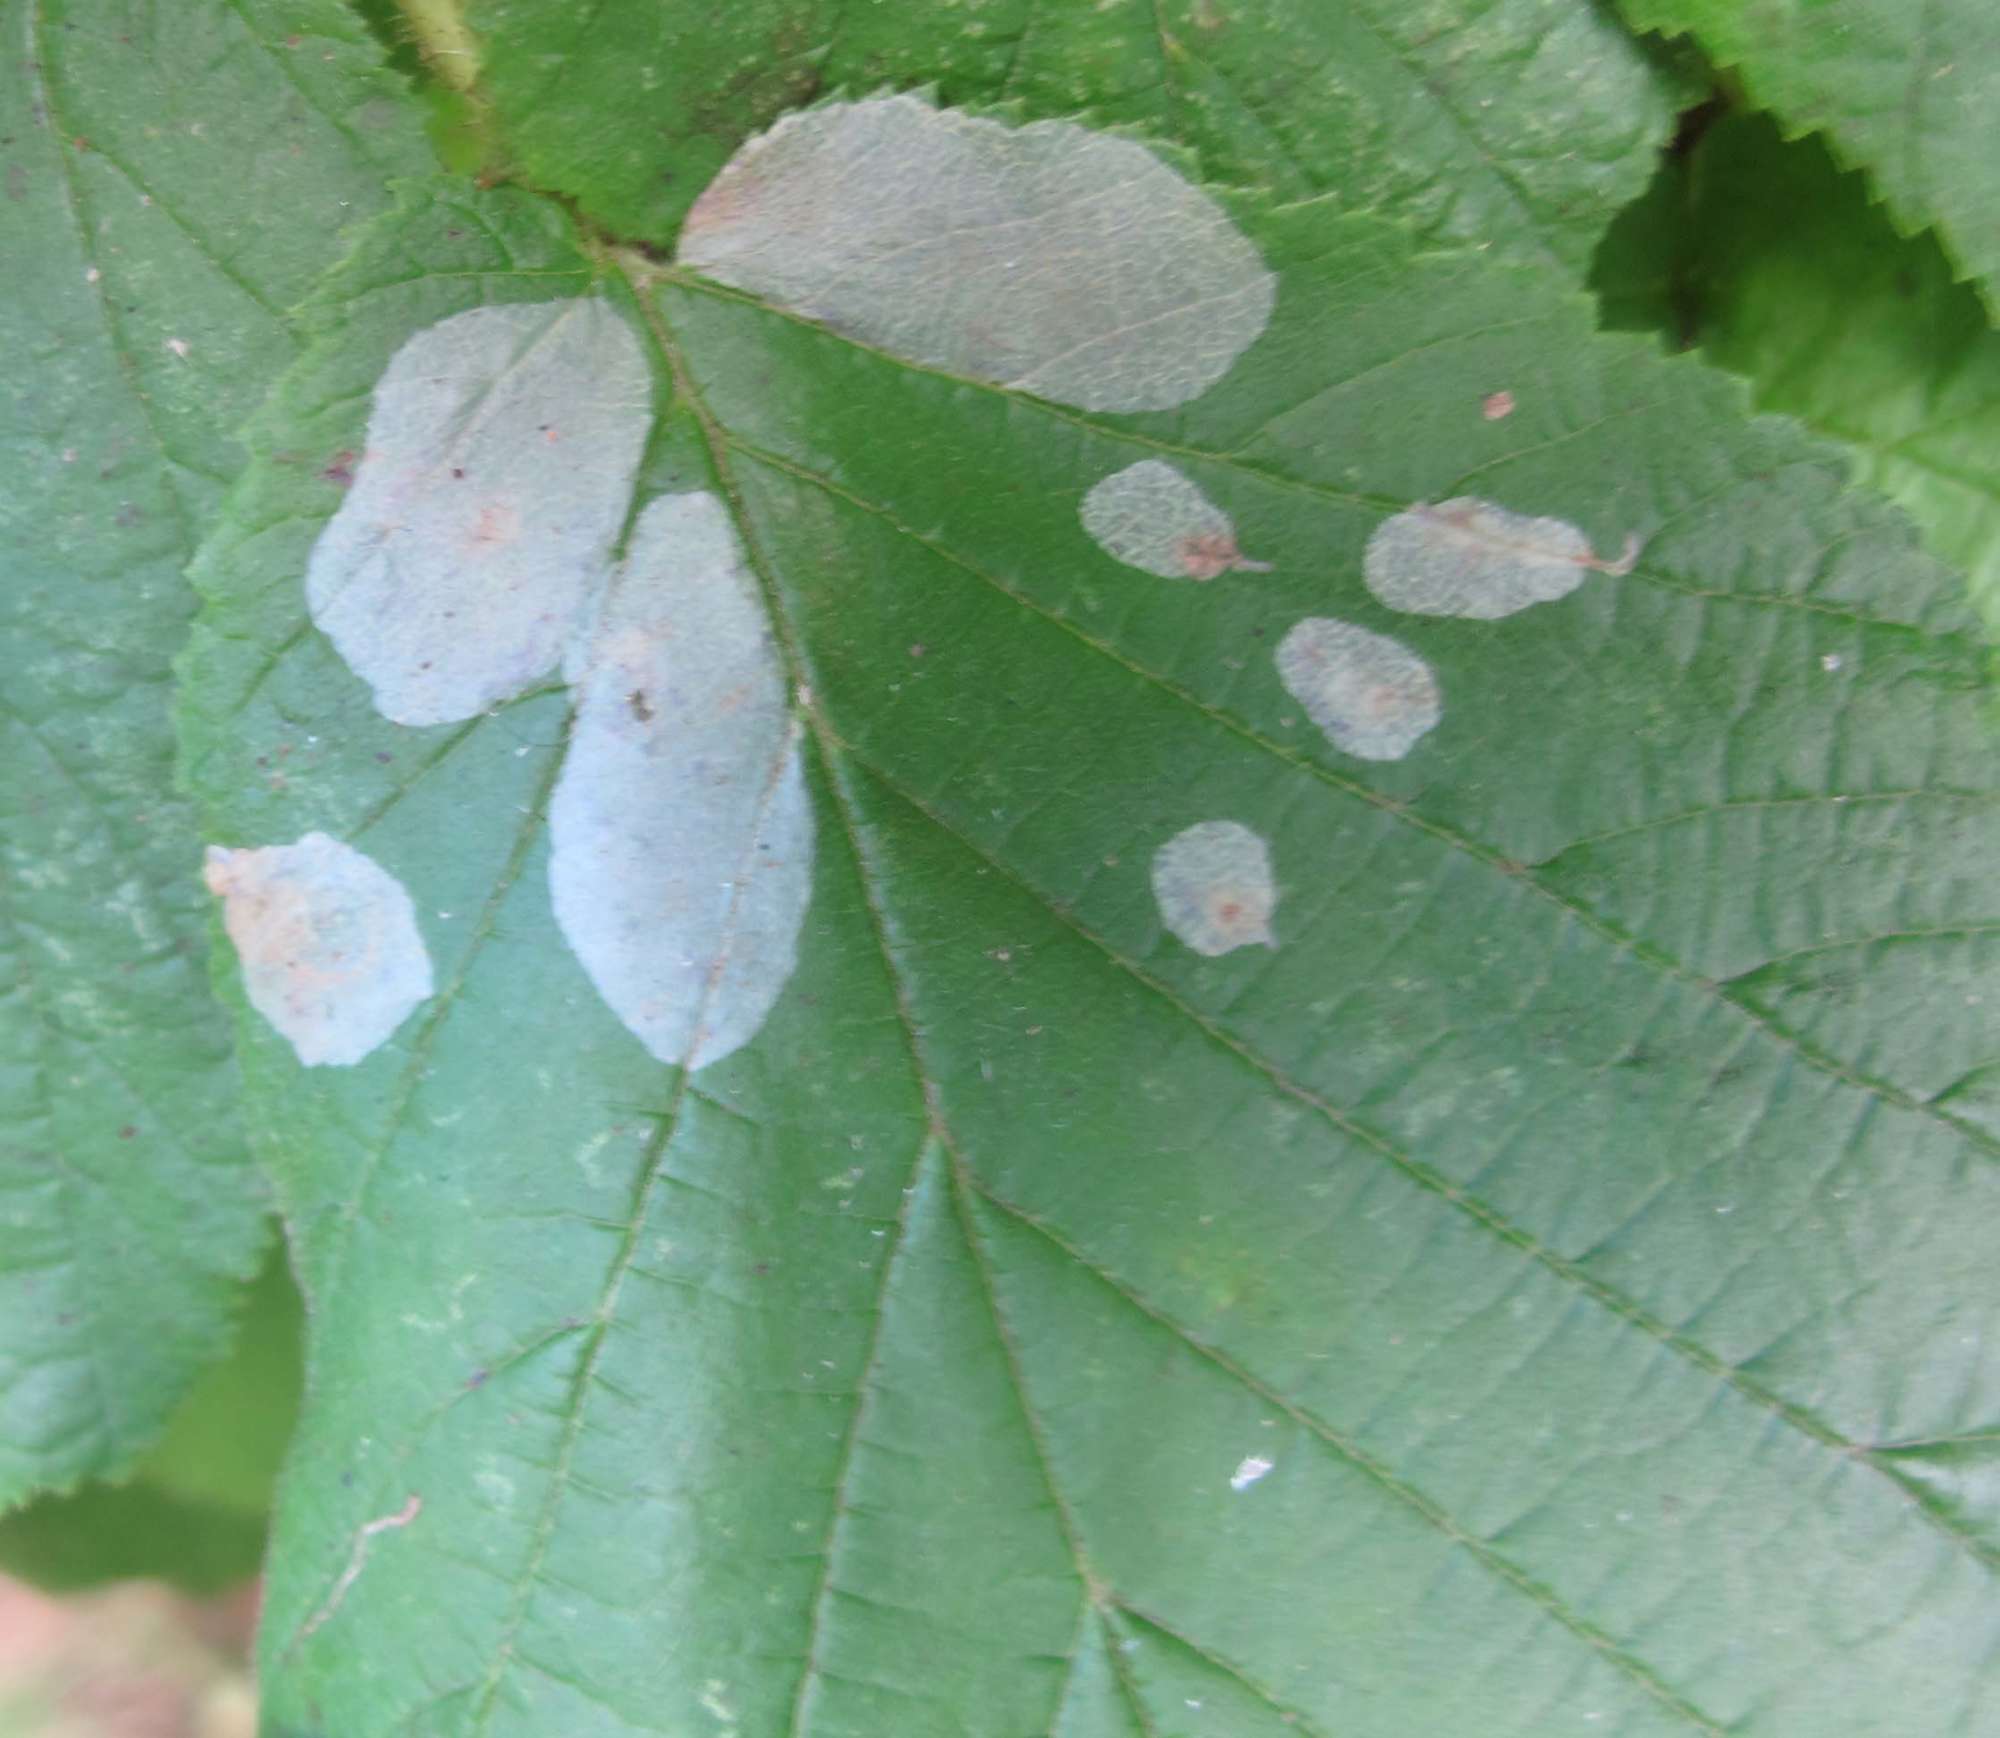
[641, 275, 1390, 1737]
[460, 605, 826, 1734]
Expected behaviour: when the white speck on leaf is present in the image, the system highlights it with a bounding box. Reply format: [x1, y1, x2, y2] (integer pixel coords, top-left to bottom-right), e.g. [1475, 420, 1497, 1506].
[1363, 496, 1640, 619]
[549, 492, 813, 1071]
[203, 832, 433, 1067]
[164, 336, 190, 358]
[700, 1678, 738, 1729]
[1080, 459, 1272, 579]
[1152, 821, 1277, 956]
[1230, 1454, 1274, 1490]
[678, 93, 1276, 412]
[1276, 618, 1441, 761]
[305, 300, 652, 726]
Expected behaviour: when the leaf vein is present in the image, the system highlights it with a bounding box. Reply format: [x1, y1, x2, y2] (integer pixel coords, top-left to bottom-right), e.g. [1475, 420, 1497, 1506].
[316, 723, 570, 1331]
[782, 1133, 936, 1738]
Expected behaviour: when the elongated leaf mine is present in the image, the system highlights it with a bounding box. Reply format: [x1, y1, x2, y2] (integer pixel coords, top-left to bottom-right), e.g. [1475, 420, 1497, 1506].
[1276, 618, 1441, 762]
[202, 833, 433, 1067]
[1151, 821, 1278, 957]
[1080, 460, 1272, 579]
[678, 94, 1276, 413]
[306, 300, 652, 726]
[1363, 496, 1640, 619]
[550, 492, 813, 1071]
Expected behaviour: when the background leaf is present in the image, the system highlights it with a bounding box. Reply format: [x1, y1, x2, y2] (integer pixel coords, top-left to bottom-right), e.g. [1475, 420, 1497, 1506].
[0, 1240, 305, 1595]
[0, 0, 425, 1508]
[182, 102, 2000, 1729]
[1594, 108, 2000, 636]
[441, 0, 1686, 268]
[1616, 0, 2000, 314]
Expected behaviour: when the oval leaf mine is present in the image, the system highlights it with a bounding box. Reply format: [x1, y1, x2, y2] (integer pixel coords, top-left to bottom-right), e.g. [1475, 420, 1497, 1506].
[1276, 617, 1442, 762]
[203, 833, 434, 1068]
[1362, 496, 1638, 620]
[549, 491, 814, 1071]
[1151, 820, 1278, 957]
[1080, 459, 1272, 579]
[678, 94, 1276, 413]
[305, 300, 653, 726]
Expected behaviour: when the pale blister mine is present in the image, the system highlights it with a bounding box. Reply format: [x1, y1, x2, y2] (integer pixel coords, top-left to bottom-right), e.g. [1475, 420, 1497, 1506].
[1362, 496, 1639, 620]
[1080, 460, 1272, 579]
[1276, 618, 1441, 762]
[549, 492, 813, 1071]
[203, 833, 433, 1067]
[1152, 821, 1279, 957]
[306, 300, 653, 726]
[678, 94, 1276, 413]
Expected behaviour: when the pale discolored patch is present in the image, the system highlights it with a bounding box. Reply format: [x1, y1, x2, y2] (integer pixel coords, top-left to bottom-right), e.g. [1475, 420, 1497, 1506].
[202, 833, 433, 1067]
[678, 94, 1276, 413]
[1151, 821, 1278, 957]
[1362, 496, 1640, 619]
[549, 492, 813, 1071]
[1276, 618, 1441, 762]
[305, 300, 653, 726]
[1079, 460, 1272, 579]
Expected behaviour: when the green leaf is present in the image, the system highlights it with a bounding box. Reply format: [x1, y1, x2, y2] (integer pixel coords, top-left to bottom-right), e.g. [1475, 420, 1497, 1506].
[1595, 110, 2000, 637]
[182, 91, 2000, 1731]
[0, 1237, 305, 1594]
[445, 0, 1683, 269]
[0, 1480, 265, 1598]
[1616, 0, 2000, 314]
[0, 0, 426, 1505]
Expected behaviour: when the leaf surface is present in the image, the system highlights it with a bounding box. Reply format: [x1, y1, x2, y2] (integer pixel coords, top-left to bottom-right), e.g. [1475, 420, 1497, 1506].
[0, 0, 424, 1504]
[1596, 110, 2000, 636]
[445, 0, 1681, 270]
[0, 1240, 305, 1594]
[1618, 0, 2000, 313]
[181, 96, 2000, 1733]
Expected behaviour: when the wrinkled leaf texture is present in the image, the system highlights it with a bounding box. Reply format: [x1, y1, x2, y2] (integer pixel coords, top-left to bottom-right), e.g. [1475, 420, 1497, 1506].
[1618, 0, 2000, 315]
[0, 0, 418, 1510]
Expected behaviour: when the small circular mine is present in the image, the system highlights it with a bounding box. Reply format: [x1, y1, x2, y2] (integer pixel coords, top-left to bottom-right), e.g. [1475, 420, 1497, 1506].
[1151, 820, 1279, 957]
[1275, 617, 1441, 762]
